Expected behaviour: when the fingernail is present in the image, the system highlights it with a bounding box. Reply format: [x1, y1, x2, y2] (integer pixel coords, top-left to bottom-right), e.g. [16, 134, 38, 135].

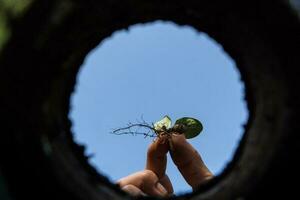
[156, 183, 168, 196]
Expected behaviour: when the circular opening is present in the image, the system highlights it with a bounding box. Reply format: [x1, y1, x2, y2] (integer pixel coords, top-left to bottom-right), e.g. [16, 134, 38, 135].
[69, 21, 248, 195]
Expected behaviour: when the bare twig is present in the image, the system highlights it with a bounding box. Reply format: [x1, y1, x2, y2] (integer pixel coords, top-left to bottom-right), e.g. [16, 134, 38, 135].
[112, 123, 155, 133]
[111, 116, 184, 139]
[111, 117, 157, 138]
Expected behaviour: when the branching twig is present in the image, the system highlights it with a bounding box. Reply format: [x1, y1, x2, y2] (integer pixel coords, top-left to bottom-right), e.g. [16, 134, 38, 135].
[111, 118, 157, 138]
[111, 115, 202, 152]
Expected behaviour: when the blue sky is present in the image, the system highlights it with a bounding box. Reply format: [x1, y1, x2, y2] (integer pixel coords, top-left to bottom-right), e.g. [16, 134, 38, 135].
[69, 21, 248, 194]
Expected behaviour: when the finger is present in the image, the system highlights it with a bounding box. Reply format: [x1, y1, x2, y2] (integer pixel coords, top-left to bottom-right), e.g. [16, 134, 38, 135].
[118, 170, 168, 197]
[121, 184, 146, 197]
[170, 134, 213, 189]
[139, 170, 168, 197]
[159, 174, 174, 195]
[117, 171, 144, 189]
[146, 139, 173, 195]
[145, 137, 169, 178]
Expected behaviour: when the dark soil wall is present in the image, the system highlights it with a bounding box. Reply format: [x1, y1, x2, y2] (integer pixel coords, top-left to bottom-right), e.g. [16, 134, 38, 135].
[1, 0, 299, 199]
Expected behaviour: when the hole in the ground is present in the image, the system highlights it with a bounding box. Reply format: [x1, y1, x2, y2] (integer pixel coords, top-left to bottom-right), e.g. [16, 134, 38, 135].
[69, 21, 248, 195]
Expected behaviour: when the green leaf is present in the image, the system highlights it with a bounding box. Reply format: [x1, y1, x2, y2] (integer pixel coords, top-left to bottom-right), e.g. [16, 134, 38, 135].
[174, 117, 203, 139]
[154, 115, 172, 131]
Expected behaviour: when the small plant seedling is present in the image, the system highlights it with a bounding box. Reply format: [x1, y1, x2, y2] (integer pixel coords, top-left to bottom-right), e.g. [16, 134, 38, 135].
[112, 115, 203, 140]
[153, 115, 203, 139]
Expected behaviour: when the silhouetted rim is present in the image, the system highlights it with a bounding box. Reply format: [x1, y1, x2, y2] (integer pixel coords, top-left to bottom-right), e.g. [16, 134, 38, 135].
[0, 0, 299, 200]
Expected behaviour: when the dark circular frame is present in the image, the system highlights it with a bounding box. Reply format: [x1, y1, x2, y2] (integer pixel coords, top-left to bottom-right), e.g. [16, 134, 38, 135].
[0, 0, 299, 200]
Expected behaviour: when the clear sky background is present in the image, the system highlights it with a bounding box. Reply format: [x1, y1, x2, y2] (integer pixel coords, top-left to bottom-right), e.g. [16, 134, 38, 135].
[69, 21, 248, 195]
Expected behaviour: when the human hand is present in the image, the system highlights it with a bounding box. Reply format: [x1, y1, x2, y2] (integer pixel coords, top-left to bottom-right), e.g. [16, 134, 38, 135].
[117, 137, 173, 197]
[117, 134, 213, 196]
